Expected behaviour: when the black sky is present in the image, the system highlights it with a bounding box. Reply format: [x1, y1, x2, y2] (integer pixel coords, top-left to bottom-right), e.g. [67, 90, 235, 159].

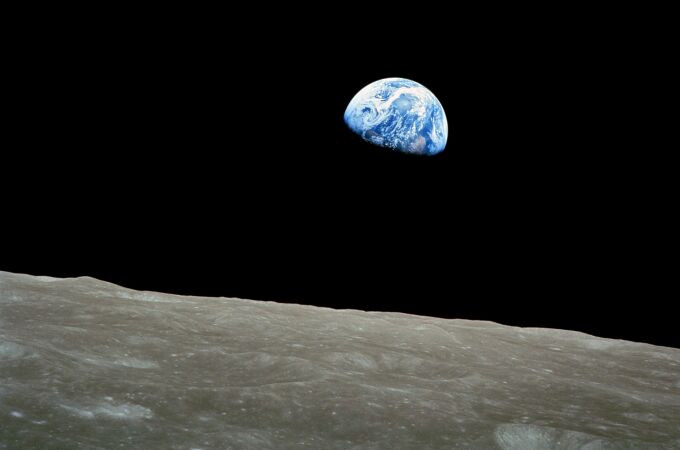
[4, 9, 675, 347]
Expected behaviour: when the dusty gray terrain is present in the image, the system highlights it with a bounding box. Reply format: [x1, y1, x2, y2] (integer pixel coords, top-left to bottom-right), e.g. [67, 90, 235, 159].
[1, 271, 679, 449]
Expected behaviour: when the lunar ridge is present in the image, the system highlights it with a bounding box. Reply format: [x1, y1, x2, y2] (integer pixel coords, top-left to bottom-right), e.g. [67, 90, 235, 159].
[1, 271, 679, 448]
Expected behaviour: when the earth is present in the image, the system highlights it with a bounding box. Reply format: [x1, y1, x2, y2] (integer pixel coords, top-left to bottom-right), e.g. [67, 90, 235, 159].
[344, 78, 448, 155]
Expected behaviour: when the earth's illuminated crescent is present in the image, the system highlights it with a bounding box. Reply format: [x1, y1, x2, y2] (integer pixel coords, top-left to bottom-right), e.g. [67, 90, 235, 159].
[344, 78, 448, 155]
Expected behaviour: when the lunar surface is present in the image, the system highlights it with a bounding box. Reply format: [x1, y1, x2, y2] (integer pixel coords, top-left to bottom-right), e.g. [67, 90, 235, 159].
[1, 271, 679, 449]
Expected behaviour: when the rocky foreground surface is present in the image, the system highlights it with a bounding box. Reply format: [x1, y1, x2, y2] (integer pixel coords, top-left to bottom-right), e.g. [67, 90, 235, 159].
[1, 271, 679, 449]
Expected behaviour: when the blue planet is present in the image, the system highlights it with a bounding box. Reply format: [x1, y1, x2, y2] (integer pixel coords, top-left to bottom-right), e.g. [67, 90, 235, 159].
[344, 78, 448, 155]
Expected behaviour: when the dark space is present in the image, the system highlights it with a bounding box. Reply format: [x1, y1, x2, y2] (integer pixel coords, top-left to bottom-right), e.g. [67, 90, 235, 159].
[3, 9, 675, 347]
